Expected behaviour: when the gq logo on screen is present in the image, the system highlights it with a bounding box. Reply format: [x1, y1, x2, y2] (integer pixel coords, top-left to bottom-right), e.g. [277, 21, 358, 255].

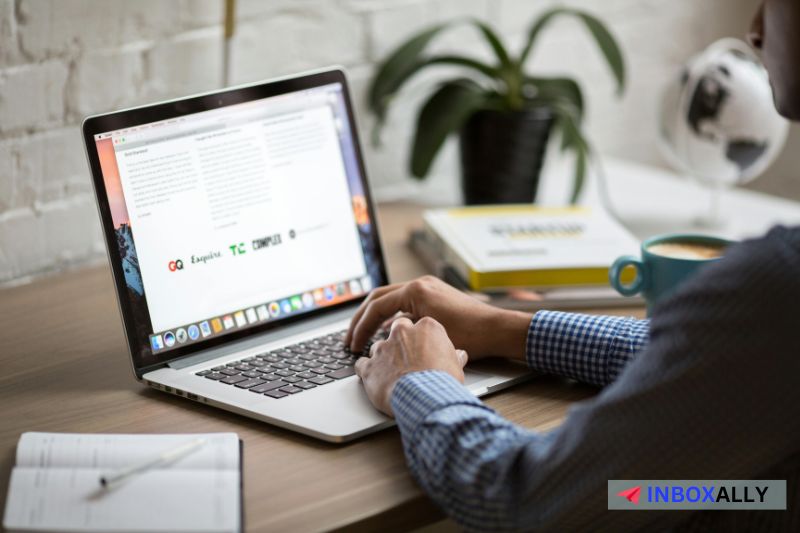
[608, 480, 786, 510]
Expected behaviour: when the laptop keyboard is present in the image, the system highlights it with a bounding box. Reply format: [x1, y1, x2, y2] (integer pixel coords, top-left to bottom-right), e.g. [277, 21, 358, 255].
[194, 329, 383, 399]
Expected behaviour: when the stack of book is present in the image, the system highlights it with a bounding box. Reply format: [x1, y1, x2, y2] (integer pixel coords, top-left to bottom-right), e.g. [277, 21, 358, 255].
[410, 205, 644, 311]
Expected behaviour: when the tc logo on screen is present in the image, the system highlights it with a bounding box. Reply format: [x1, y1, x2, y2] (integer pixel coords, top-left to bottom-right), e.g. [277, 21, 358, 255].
[168, 259, 184, 272]
[229, 242, 246, 256]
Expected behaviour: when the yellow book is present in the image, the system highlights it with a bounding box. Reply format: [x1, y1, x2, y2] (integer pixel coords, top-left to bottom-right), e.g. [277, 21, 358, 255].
[422, 205, 640, 291]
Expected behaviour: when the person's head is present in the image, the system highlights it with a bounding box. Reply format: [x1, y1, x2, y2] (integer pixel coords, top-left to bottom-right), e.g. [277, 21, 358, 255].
[749, 0, 800, 120]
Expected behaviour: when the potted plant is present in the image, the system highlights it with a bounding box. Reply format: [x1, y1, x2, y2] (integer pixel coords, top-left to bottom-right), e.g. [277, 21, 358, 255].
[368, 7, 626, 204]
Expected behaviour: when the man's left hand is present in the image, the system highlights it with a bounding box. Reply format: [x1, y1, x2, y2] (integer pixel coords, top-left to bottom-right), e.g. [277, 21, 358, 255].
[355, 316, 468, 416]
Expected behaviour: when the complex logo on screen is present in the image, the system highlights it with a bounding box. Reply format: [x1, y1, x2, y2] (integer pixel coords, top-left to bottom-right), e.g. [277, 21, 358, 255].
[167, 259, 184, 272]
[252, 233, 282, 250]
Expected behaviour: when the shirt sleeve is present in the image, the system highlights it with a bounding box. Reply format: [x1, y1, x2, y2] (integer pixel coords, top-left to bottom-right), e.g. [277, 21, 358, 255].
[391, 228, 800, 532]
[392, 370, 555, 532]
[527, 310, 650, 386]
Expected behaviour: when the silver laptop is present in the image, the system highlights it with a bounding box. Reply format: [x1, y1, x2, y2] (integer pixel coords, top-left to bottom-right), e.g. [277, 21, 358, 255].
[82, 68, 533, 442]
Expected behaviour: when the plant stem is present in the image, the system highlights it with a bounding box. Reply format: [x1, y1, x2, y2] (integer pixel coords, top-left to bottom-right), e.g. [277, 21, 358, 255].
[502, 63, 524, 110]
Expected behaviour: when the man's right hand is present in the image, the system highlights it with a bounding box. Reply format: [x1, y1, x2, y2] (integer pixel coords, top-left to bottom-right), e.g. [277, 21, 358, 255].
[345, 276, 532, 361]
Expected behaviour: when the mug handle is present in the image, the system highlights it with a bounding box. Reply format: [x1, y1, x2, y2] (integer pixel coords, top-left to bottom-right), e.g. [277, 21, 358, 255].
[609, 256, 648, 296]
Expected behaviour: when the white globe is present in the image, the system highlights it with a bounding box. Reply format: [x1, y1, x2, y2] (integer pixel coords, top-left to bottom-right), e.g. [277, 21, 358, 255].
[659, 38, 788, 187]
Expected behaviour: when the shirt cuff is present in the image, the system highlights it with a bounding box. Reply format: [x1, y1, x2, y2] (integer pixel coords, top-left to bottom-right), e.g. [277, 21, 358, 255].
[391, 370, 485, 434]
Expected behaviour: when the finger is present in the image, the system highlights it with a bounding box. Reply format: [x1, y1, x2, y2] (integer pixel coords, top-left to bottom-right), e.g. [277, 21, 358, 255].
[345, 283, 403, 345]
[455, 349, 469, 368]
[354, 356, 370, 378]
[388, 316, 414, 337]
[349, 287, 413, 352]
[380, 312, 413, 331]
[369, 339, 385, 358]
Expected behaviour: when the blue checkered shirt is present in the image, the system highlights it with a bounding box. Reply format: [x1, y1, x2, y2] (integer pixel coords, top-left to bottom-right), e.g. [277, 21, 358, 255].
[391, 226, 800, 532]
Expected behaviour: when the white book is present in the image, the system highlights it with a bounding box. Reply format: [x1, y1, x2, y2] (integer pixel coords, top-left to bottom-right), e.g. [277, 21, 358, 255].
[3, 432, 242, 533]
[423, 206, 640, 291]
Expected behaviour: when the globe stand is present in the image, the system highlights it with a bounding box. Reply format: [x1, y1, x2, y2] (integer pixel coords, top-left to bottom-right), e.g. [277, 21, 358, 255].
[692, 180, 726, 229]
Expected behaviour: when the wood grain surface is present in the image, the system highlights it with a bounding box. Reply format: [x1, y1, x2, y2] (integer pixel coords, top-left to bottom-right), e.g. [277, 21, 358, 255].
[0, 202, 644, 532]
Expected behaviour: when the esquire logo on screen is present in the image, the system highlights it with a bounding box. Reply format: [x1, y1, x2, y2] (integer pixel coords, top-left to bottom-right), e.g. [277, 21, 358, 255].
[191, 251, 222, 265]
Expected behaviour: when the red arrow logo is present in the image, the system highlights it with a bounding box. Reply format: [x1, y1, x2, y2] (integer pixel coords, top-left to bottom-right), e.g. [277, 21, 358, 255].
[617, 486, 641, 504]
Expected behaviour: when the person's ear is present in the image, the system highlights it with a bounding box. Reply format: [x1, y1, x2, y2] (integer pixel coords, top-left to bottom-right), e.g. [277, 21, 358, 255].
[748, 1, 765, 49]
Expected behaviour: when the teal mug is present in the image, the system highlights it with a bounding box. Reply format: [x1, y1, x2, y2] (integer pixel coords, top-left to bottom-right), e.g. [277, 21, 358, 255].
[609, 234, 734, 314]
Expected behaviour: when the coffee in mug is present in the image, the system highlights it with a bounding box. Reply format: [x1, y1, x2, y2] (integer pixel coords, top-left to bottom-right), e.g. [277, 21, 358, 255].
[646, 242, 726, 260]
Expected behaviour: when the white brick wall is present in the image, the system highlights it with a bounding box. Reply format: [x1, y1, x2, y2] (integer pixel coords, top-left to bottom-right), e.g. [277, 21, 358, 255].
[0, 0, 795, 285]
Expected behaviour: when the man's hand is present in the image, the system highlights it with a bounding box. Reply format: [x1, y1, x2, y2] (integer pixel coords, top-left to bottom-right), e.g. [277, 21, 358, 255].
[346, 276, 532, 361]
[355, 316, 467, 416]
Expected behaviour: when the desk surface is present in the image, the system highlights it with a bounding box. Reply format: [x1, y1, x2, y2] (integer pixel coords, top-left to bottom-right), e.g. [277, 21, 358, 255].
[0, 202, 643, 532]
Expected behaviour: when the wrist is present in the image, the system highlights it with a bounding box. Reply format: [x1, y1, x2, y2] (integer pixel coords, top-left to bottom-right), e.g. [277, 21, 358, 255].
[483, 309, 533, 360]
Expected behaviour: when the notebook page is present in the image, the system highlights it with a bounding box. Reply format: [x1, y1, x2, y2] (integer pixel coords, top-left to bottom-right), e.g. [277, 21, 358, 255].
[3, 467, 240, 533]
[15, 433, 239, 471]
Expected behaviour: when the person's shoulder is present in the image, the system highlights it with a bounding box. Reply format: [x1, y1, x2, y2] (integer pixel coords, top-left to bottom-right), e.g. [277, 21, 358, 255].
[721, 225, 800, 277]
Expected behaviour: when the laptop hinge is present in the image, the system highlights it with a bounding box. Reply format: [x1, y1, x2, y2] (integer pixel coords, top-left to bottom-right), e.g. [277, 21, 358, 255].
[166, 306, 356, 370]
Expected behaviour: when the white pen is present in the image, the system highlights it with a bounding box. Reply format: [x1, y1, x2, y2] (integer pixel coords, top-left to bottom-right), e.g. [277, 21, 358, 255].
[99, 438, 207, 489]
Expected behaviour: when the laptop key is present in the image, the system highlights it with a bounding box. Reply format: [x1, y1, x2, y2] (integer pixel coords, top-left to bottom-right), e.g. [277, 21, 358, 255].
[282, 376, 301, 383]
[279, 386, 303, 394]
[289, 365, 305, 372]
[220, 368, 240, 376]
[220, 375, 248, 385]
[235, 378, 266, 389]
[242, 357, 255, 362]
[265, 390, 289, 399]
[325, 363, 343, 370]
[249, 360, 266, 367]
[263, 355, 280, 363]
[311, 368, 331, 375]
[303, 361, 321, 368]
[294, 381, 316, 390]
[242, 371, 261, 378]
[204, 372, 226, 381]
[195, 370, 211, 376]
[250, 380, 286, 393]
[328, 366, 356, 379]
[274, 369, 293, 377]
[308, 376, 334, 385]
[271, 362, 289, 369]
[212, 366, 226, 371]
[297, 371, 315, 379]
[317, 356, 335, 364]
[298, 353, 316, 361]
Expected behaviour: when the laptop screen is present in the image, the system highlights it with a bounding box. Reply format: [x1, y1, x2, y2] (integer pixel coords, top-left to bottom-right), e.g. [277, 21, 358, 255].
[88, 77, 385, 370]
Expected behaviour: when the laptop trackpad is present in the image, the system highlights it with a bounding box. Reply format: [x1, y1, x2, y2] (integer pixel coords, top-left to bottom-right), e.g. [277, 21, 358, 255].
[464, 369, 492, 387]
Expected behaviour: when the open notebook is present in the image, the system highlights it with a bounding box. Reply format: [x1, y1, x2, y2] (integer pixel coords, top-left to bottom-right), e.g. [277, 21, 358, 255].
[3, 432, 242, 533]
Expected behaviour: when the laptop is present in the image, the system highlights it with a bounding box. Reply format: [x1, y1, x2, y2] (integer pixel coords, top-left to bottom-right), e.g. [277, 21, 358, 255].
[82, 68, 534, 442]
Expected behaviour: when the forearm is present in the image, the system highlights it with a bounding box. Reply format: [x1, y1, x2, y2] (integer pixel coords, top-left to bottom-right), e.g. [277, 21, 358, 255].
[527, 311, 650, 386]
[392, 371, 548, 531]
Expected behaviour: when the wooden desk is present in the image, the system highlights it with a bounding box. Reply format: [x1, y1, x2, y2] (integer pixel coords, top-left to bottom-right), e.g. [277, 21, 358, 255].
[0, 202, 644, 532]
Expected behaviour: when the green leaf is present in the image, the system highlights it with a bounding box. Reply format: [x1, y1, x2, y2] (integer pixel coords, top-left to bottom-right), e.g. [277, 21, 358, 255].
[518, 8, 625, 94]
[574, 11, 625, 95]
[569, 140, 587, 204]
[550, 101, 591, 204]
[368, 23, 451, 124]
[410, 79, 487, 179]
[471, 19, 513, 70]
[368, 55, 498, 146]
[527, 77, 584, 149]
[518, 7, 563, 65]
